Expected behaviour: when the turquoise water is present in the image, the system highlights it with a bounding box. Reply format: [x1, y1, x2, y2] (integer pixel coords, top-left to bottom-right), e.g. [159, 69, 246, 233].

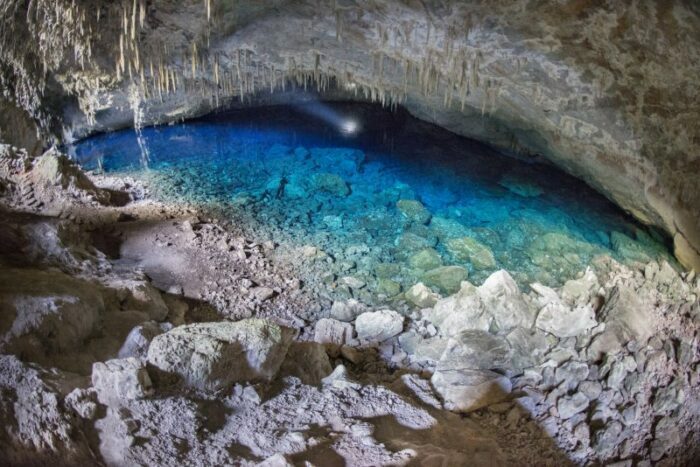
[72, 102, 673, 299]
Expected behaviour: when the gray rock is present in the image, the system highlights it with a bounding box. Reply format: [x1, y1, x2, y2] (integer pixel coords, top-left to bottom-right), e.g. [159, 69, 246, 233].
[396, 199, 431, 224]
[557, 392, 589, 419]
[477, 270, 535, 332]
[92, 358, 153, 406]
[329, 299, 367, 322]
[431, 368, 512, 413]
[398, 331, 448, 362]
[314, 318, 354, 346]
[355, 309, 404, 342]
[424, 281, 491, 335]
[535, 297, 597, 338]
[436, 330, 512, 372]
[147, 319, 295, 391]
[579, 380, 603, 400]
[118, 321, 170, 359]
[555, 361, 589, 391]
[404, 282, 439, 308]
[592, 420, 624, 457]
[506, 327, 551, 370]
[445, 236, 496, 270]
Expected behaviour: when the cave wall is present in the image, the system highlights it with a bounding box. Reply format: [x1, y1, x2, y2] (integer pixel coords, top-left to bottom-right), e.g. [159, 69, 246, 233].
[1, 0, 699, 270]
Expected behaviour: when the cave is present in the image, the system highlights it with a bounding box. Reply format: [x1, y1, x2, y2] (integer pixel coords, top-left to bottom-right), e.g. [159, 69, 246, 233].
[1, 1, 699, 465]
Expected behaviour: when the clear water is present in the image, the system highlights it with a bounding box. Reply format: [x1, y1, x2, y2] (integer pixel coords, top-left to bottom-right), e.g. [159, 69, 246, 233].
[72, 102, 673, 301]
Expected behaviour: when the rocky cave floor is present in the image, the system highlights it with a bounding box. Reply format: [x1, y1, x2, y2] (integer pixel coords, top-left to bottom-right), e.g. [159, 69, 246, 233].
[1, 144, 700, 466]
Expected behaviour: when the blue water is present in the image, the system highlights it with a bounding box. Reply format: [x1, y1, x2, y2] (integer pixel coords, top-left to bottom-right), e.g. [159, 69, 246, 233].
[72, 102, 673, 298]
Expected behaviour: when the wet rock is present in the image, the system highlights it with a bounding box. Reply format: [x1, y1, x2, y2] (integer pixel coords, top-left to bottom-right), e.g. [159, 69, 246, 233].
[611, 231, 653, 264]
[355, 309, 404, 342]
[557, 392, 589, 419]
[420, 265, 468, 294]
[329, 299, 367, 322]
[436, 330, 512, 371]
[376, 278, 401, 296]
[424, 281, 491, 335]
[340, 276, 366, 290]
[312, 173, 350, 196]
[92, 358, 153, 406]
[396, 232, 436, 251]
[431, 368, 512, 413]
[405, 282, 440, 308]
[499, 174, 543, 197]
[313, 318, 355, 346]
[408, 248, 443, 271]
[478, 270, 535, 332]
[146, 319, 295, 391]
[445, 236, 496, 270]
[396, 199, 431, 224]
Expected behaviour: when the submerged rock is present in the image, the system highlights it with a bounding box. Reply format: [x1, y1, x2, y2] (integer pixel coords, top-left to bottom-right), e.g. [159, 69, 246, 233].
[405, 282, 440, 308]
[421, 265, 468, 294]
[408, 248, 443, 271]
[396, 199, 431, 224]
[146, 319, 295, 391]
[312, 172, 350, 196]
[445, 236, 496, 270]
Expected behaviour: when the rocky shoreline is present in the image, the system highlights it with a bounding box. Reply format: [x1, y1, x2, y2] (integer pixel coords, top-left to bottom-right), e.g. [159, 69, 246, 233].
[1, 144, 699, 466]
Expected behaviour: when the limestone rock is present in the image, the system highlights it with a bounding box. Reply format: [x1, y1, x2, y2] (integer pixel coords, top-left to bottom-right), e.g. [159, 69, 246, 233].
[146, 319, 295, 391]
[431, 368, 512, 412]
[92, 358, 153, 406]
[424, 281, 491, 335]
[355, 310, 404, 342]
[436, 330, 512, 372]
[118, 322, 171, 359]
[557, 392, 589, 419]
[313, 318, 354, 346]
[506, 327, 551, 370]
[477, 270, 535, 332]
[445, 236, 496, 270]
[421, 265, 468, 294]
[405, 282, 439, 308]
[398, 331, 448, 362]
[534, 284, 597, 338]
[329, 299, 367, 322]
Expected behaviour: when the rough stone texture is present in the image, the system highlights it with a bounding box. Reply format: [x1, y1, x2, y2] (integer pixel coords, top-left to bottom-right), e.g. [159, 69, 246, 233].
[477, 270, 535, 332]
[147, 319, 295, 390]
[92, 357, 154, 406]
[431, 368, 512, 413]
[404, 282, 440, 308]
[355, 309, 404, 342]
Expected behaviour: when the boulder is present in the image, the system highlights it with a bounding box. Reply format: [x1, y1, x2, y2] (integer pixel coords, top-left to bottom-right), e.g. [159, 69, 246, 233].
[421, 265, 468, 294]
[312, 173, 349, 196]
[431, 368, 512, 412]
[445, 236, 496, 270]
[329, 299, 367, 322]
[355, 310, 404, 342]
[404, 282, 440, 308]
[92, 358, 153, 406]
[398, 331, 448, 362]
[436, 330, 512, 372]
[557, 392, 589, 419]
[313, 318, 354, 346]
[396, 199, 431, 224]
[424, 281, 491, 335]
[477, 270, 535, 332]
[533, 283, 597, 338]
[146, 319, 295, 391]
[408, 248, 443, 271]
[506, 327, 551, 370]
